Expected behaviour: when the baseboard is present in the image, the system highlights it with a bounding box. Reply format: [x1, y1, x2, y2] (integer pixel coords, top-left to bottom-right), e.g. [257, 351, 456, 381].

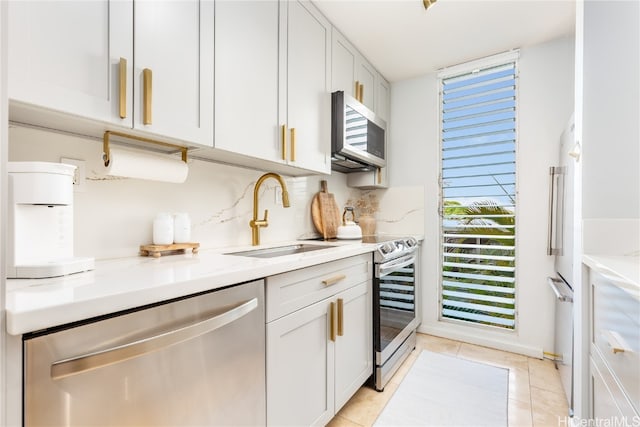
[418, 324, 543, 359]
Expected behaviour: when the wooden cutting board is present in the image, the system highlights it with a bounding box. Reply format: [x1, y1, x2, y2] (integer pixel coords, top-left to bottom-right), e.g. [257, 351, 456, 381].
[311, 180, 340, 239]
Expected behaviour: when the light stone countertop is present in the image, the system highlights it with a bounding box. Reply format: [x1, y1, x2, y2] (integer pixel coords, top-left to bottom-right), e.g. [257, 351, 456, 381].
[583, 254, 640, 299]
[6, 240, 378, 336]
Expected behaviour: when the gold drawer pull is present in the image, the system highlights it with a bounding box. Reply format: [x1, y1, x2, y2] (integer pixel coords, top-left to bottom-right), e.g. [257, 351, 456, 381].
[322, 274, 346, 286]
[281, 125, 287, 160]
[119, 58, 127, 119]
[143, 68, 153, 125]
[603, 330, 632, 354]
[290, 128, 296, 162]
[329, 302, 336, 342]
[337, 298, 344, 337]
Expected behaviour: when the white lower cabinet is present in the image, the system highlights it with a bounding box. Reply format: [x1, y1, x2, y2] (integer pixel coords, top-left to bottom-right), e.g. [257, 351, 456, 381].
[589, 269, 639, 422]
[266, 254, 373, 426]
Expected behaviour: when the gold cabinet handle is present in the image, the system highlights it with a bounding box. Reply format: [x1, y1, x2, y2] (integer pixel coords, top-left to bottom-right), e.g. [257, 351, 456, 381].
[281, 124, 287, 161]
[119, 58, 127, 119]
[603, 330, 631, 355]
[290, 128, 296, 162]
[143, 68, 153, 125]
[329, 302, 336, 342]
[322, 274, 346, 287]
[377, 168, 382, 184]
[355, 82, 364, 102]
[337, 298, 344, 337]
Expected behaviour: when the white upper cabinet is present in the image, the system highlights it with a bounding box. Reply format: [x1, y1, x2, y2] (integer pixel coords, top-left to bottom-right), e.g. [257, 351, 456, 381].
[375, 73, 391, 123]
[282, 0, 331, 174]
[214, 0, 280, 163]
[331, 29, 357, 99]
[357, 59, 376, 111]
[8, 0, 133, 127]
[331, 28, 376, 112]
[134, 0, 214, 147]
[214, 0, 330, 174]
[8, 0, 214, 147]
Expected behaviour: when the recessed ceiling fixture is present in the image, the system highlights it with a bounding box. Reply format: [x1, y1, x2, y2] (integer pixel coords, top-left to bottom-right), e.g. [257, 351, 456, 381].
[423, 0, 438, 10]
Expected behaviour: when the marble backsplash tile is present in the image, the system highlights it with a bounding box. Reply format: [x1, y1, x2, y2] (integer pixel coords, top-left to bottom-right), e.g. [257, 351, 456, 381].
[8, 126, 427, 260]
[8, 126, 354, 259]
[366, 186, 425, 237]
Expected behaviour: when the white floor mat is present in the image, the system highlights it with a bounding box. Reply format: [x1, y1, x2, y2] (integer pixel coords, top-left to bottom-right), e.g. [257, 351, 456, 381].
[374, 350, 509, 426]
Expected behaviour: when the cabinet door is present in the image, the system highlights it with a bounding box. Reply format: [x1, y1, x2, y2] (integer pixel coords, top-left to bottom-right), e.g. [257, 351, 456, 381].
[331, 29, 357, 98]
[590, 357, 625, 421]
[214, 0, 281, 162]
[334, 282, 372, 411]
[267, 298, 335, 426]
[282, 0, 331, 174]
[376, 74, 391, 123]
[8, 0, 132, 126]
[134, 0, 214, 147]
[357, 59, 376, 111]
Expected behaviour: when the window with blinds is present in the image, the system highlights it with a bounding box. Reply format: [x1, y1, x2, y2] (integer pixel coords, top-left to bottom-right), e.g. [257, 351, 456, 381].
[439, 58, 517, 329]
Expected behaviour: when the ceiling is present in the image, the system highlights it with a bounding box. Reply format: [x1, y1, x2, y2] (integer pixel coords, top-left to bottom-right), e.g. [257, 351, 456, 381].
[313, 0, 576, 82]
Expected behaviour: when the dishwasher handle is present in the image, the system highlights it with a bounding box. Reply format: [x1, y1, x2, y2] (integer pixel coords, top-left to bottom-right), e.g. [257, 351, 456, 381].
[51, 297, 259, 380]
[547, 277, 573, 303]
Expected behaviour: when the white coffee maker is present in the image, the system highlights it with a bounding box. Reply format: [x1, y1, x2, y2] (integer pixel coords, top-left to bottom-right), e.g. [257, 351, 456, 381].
[6, 162, 94, 278]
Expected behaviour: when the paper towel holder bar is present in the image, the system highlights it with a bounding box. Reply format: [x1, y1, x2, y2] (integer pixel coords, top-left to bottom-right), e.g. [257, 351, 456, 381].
[103, 130, 188, 167]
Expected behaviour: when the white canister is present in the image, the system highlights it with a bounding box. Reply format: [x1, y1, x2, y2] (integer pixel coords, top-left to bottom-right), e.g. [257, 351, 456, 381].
[153, 213, 174, 245]
[173, 213, 191, 243]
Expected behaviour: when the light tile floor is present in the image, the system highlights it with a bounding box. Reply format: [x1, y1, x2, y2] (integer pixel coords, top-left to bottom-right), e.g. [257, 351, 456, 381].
[328, 333, 570, 427]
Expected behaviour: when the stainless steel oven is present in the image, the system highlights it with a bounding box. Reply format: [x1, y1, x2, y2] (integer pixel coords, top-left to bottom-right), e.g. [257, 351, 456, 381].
[367, 236, 420, 391]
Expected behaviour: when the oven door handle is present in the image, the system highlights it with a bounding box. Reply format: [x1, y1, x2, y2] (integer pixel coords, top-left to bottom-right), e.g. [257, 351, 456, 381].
[378, 253, 417, 277]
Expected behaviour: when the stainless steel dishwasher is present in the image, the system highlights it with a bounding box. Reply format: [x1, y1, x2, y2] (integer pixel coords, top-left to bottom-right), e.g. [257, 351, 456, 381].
[24, 279, 265, 426]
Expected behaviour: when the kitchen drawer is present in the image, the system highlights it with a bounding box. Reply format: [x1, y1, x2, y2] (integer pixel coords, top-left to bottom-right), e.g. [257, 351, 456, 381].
[266, 254, 372, 322]
[591, 272, 640, 413]
[590, 351, 638, 422]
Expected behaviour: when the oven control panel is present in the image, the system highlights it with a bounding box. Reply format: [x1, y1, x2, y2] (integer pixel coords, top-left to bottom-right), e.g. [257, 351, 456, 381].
[374, 237, 418, 262]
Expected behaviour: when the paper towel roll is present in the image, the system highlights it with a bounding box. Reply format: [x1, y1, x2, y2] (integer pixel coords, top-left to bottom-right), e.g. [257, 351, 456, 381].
[102, 147, 189, 183]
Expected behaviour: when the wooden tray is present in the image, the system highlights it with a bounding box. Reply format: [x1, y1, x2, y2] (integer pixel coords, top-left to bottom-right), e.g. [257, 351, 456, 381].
[140, 242, 200, 258]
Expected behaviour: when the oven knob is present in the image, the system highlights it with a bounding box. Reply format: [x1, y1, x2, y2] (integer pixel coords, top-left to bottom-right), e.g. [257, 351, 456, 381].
[384, 242, 396, 253]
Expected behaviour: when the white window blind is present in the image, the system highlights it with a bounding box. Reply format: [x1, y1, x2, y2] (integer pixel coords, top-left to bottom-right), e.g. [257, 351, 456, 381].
[439, 57, 517, 329]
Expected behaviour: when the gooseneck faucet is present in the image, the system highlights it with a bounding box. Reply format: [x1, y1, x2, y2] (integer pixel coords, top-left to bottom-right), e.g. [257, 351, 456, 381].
[250, 173, 291, 246]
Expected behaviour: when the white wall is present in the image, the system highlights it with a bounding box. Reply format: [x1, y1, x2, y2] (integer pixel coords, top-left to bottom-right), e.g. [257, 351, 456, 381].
[582, 0, 640, 221]
[389, 35, 576, 356]
[8, 126, 363, 260]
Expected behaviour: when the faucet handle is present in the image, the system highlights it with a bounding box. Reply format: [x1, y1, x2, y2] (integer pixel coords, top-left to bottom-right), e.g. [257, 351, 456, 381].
[263, 209, 269, 221]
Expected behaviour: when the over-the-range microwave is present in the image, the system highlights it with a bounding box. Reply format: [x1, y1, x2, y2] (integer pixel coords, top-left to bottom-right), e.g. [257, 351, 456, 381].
[331, 91, 386, 173]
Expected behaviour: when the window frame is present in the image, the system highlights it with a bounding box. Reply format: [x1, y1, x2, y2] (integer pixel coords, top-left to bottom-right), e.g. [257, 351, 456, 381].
[437, 50, 521, 332]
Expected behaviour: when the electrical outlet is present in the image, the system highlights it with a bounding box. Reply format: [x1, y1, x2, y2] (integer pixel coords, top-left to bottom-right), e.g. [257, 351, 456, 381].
[61, 157, 87, 192]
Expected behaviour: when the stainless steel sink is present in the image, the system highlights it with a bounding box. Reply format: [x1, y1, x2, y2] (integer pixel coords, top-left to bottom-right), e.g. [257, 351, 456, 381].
[227, 244, 335, 258]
